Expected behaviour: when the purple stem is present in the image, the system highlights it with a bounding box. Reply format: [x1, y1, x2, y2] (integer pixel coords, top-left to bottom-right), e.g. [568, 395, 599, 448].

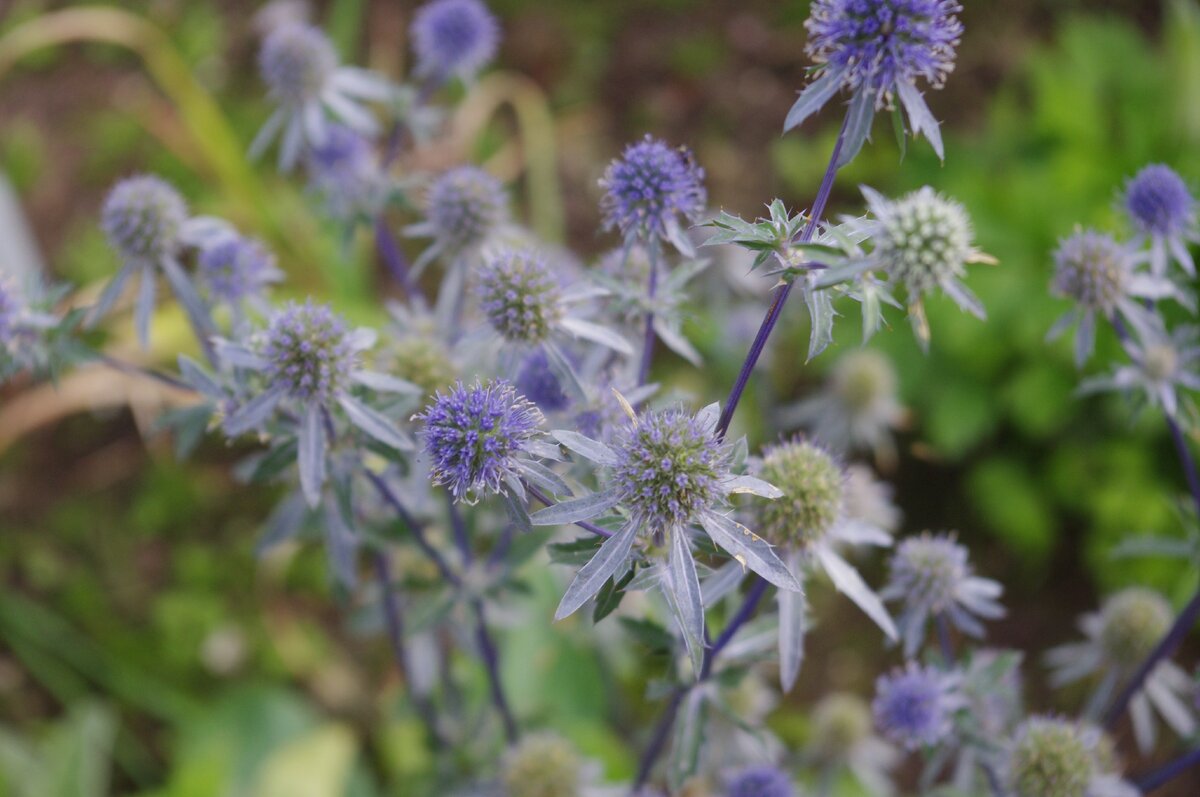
[374, 217, 421, 298]
[447, 496, 473, 565]
[637, 242, 661, 387]
[471, 598, 519, 743]
[715, 114, 850, 439]
[1135, 746, 1200, 793]
[364, 471, 460, 587]
[1103, 317, 1200, 728]
[97, 352, 194, 391]
[523, 481, 614, 538]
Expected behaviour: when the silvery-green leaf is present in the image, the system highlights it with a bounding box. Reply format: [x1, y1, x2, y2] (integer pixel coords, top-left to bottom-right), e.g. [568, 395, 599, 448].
[664, 220, 696, 258]
[896, 80, 944, 161]
[256, 492, 308, 557]
[783, 68, 844, 132]
[134, 269, 156, 349]
[353, 370, 422, 394]
[663, 528, 705, 677]
[694, 402, 720, 434]
[248, 108, 285, 161]
[942, 278, 986, 320]
[699, 511, 803, 593]
[702, 560, 746, 607]
[723, 474, 783, 499]
[515, 459, 572, 497]
[88, 262, 136, 327]
[160, 255, 216, 343]
[224, 385, 285, 435]
[213, 339, 267, 370]
[531, 487, 621, 526]
[544, 341, 589, 402]
[837, 87, 878, 168]
[553, 429, 618, 466]
[178, 355, 222, 398]
[805, 286, 837, 361]
[652, 317, 702, 366]
[558, 317, 634, 355]
[815, 546, 897, 640]
[298, 402, 325, 507]
[554, 521, 638, 620]
[338, 393, 411, 450]
[662, 257, 710, 292]
[323, 500, 358, 589]
[503, 492, 533, 534]
[778, 556, 808, 693]
[668, 689, 707, 791]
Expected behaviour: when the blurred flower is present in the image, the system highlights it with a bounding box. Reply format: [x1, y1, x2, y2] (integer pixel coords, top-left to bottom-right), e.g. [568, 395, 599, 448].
[600, 135, 707, 254]
[252, 23, 393, 170]
[872, 662, 964, 749]
[881, 532, 1004, 658]
[843, 464, 902, 535]
[1124, 164, 1198, 276]
[725, 765, 794, 797]
[1006, 717, 1137, 797]
[415, 378, 546, 504]
[755, 439, 897, 690]
[1080, 321, 1200, 422]
[1047, 587, 1196, 753]
[788, 0, 963, 159]
[502, 733, 583, 797]
[304, 124, 386, 220]
[780, 348, 906, 465]
[0, 276, 59, 382]
[516, 350, 571, 413]
[218, 300, 417, 505]
[1048, 228, 1187, 367]
[407, 166, 511, 277]
[196, 235, 281, 326]
[411, 0, 500, 84]
[807, 692, 898, 795]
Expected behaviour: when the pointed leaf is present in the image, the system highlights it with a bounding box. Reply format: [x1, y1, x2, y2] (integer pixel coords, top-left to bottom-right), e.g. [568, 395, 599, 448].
[555, 522, 638, 620]
[663, 529, 705, 676]
[552, 429, 619, 466]
[815, 547, 897, 640]
[224, 385, 285, 436]
[778, 558, 808, 693]
[298, 403, 326, 507]
[531, 487, 621, 526]
[558, 317, 634, 355]
[699, 511, 803, 592]
[837, 87, 878, 168]
[337, 394, 411, 450]
[783, 68, 844, 132]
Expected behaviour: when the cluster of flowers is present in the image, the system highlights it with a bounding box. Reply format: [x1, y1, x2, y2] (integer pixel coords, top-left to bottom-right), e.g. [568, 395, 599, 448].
[4, 0, 1199, 795]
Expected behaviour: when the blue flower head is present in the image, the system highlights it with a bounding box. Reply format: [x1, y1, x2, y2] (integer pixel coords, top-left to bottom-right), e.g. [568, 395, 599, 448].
[425, 166, 509, 251]
[478, 250, 563, 344]
[305, 124, 380, 218]
[102, 175, 187, 262]
[726, 765, 795, 797]
[259, 23, 338, 107]
[415, 379, 544, 503]
[198, 236, 280, 305]
[263, 300, 356, 403]
[600, 135, 706, 249]
[872, 662, 961, 749]
[516, 350, 570, 413]
[1126, 164, 1194, 238]
[411, 0, 500, 83]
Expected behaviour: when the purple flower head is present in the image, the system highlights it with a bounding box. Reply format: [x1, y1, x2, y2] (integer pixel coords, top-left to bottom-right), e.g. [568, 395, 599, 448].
[611, 406, 726, 534]
[259, 23, 337, 106]
[1052, 231, 1132, 315]
[478, 250, 563, 343]
[198, 236, 280, 304]
[806, 0, 963, 98]
[1125, 164, 1194, 238]
[600, 135, 706, 246]
[415, 379, 543, 503]
[305, 124, 379, 217]
[516, 350, 570, 413]
[411, 0, 499, 82]
[726, 765, 795, 797]
[425, 166, 509, 250]
[872, 662, 961, 749]
[101, 175, 187, 262]
[262, 300, 356, 403]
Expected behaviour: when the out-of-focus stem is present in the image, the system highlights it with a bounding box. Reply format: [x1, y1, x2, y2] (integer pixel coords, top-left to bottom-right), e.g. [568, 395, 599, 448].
[471, 598, 519, 743]
[637, 241, 661, 387]
[1134, 745, 1200, 793]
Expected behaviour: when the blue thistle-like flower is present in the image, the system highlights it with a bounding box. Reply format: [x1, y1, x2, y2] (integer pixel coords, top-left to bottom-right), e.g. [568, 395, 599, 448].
[415, 379, 544, 503]
[478, 250, 563, 344]
[1080, 321, 1200, 422]
[410, 0, 500, 83]
[262, 300, 356, 403]
[252, 23, 394, 171]
[1123, 164, 1198, 276]
[101, 175, 187, 263]
[881, 532, 1005, 657]
[408, 167, 510, 273]
[726, 765, 795, 797]
[305, 124, 383, 219]
[599, 135, 706, 253]
[871, 662, 963, 749]
[0, 277, 58, 381]
[197, 236, 281, 308]
[516, 350, 570, 413]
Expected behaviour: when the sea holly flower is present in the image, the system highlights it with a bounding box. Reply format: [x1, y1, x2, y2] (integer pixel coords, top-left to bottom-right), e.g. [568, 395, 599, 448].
[217, 300, 418, 505]
[787, 0, 964, 162]
[872, 662, 964, 750]
[304, 124, 388, 221]
[1005, 717, 1138, 797]
[251, 23, 394, 171]
[1047, 229, 1187, 367]
[530, 399, 801, 673]
[515, 350, 571, 414]
[1047, 588, 1196, 753]
[753, 439, 897, 691]
[806, 693, 899, 796]
[407, 166, 511, 278]
[1080, 321, 1200, 422]
[196, 234, 282, 327]
[725, 765, 795, 797]
[1124, 164, 1199, 277]
[843, 464, 902, 535]
[600, 135, 707, 256]
[859, 186, 994, 351]
[410, 0, 500, 84]
[881, 532, 1004, 658]
[0, 276, 60, 383]
[95, 175, 224, 348]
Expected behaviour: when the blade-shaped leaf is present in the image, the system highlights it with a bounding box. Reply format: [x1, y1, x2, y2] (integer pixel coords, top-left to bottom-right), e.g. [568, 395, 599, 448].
[663, 528, 705, 677]
[784, 68, 844, 132]
[298, 402, 326, 507]
[699, 511, 803, 593]
[554, 522, 638, 620]
[778, 558, 808, 693]
[558, 317, 634, 355]
[531, 487, 621, 526]
[337, 393, 411, 450]
[224, 385, 285, 436]
[552, 429, 619, 466]
[815, 546, 897, 640]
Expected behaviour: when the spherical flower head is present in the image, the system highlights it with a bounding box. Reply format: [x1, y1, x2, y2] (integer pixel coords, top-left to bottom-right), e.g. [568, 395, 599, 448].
[501, 733, 582, 797]
[877, 187, 974, 297]
[416, 379, 543, 502]
[198, 237, 277, 304]
[872, 663, 959, 749]
[1051, 231, 1130, 314]
[611, 407, 725, 534]
[1125, 164, 1195, 238]
[101, 175, 187, 262]
[259, 23, 337, 105]
[411, 0, 499, 82]
[516, 350, 570, 413]
[811, 693, 873, 760]
[262, 300, 355, 403]
[478, 250, 563, 343]
[600, 135, 707, 243]
[425, 166, 508, 249]
[389, 335, 456, 398]
[805, 0, 964, 97]
[1008, 717, 1096, 797]
[1097, 588, 1172, 669]
[832, 348, 899, 415]
[757, 440, 843, 548]
[886, 532, 969, 615]
[726, 765, 794, 797]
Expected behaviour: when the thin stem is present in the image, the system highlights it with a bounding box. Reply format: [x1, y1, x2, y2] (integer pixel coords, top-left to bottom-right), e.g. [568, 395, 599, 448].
[372, 549, 444, 749]
[1134, 745, 1200, 793]
[364, 471, 460, 587]
[523, 481, 614, 538]
[936, 614, 955, 667]
[700, 577, 768, 679]
[632, 687, 685, 791]
[637, 241, 661, 387]
[471, 598, 519, 744]
[715, 113, 850, 439]
[447, 495, 473, 565]
[96, 352, 194, 391]
[374, 216, 421, 298]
